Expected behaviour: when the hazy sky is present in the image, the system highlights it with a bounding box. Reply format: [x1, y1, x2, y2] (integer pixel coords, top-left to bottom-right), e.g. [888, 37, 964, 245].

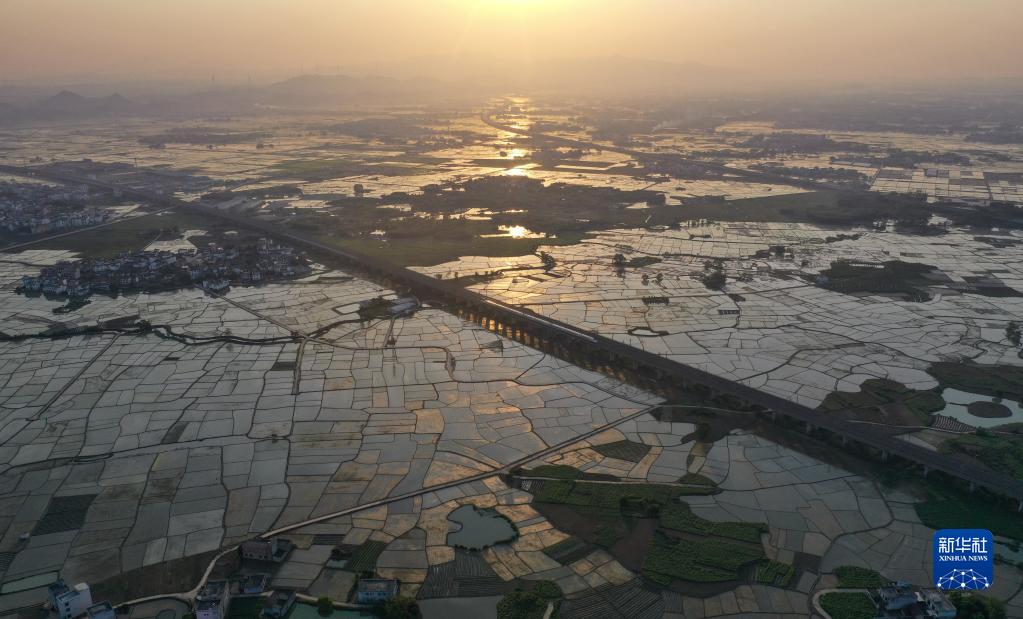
[2, 0, 1022, 83]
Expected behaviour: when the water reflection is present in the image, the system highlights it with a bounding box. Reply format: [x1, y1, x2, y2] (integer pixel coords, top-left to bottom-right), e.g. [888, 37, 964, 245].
[932, 387, 1023, 428]
[480, 225, 546, 239]
[447, 504, 517, 550]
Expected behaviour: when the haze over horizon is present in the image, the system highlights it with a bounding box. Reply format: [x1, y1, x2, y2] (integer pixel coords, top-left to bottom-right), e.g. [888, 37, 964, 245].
[3, 0, 1023, 89]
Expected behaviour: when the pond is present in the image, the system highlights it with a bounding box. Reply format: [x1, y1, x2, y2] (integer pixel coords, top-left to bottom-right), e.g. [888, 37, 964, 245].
[446, 504, 518, 550]
[933, 387, 1023, 429]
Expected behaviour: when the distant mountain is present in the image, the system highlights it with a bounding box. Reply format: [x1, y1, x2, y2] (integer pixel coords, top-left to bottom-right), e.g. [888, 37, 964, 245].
[335, 54, 744, 96]
[0, 56, 746, 125]
[43, 90, 138, 115]
[250, 57, 741, 105]
[0, 99, 25, 124]
[1, 90, 142, 122]
[36, 89, 89, 111]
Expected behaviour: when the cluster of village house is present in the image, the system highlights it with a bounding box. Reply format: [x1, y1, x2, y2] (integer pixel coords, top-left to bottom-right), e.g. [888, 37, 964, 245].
[45, 538, 401, 619]
[0, 181, 107, 235]
[20, 237, 309, 297]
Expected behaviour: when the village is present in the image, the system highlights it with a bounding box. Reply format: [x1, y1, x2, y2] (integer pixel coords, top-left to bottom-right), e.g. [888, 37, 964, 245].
[18, 237, 311, 297]
[0, 179, 110, 235]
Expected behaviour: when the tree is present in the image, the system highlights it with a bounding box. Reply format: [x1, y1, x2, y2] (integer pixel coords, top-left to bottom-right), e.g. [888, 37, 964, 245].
[700, 269, 726, 291]
[948, 592, 1007, 619]
[497, 590, 549, 619]
[375, 596, 420, 619]
[1007, 321, 1021, 347]
[317, 596, 333, 616]
[539, 251, 556, 271]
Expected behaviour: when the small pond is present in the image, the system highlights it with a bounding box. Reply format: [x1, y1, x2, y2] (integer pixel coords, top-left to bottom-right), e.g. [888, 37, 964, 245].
[446, 504, 518, 550]
[933, 387, 1023, 429]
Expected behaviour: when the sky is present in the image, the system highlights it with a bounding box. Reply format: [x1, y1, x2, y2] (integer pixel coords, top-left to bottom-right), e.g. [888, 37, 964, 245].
[2, 0, 1022, 84]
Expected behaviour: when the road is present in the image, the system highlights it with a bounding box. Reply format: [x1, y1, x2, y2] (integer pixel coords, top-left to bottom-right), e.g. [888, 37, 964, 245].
[811, 588, 871, 619]
[2, 162, 1022, 506]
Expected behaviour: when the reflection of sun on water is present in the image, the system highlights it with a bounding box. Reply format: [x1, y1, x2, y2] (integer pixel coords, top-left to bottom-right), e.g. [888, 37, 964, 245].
[480, 225, 545, 239]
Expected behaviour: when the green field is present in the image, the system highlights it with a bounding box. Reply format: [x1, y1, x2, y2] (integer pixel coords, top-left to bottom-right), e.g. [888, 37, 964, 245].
[819, 592, 876, 619]
[528, 471, 762, 585]
[670, 190, 929, 227]
[817, 378, 944, 423]
[928, 363, 1023, 400]
[496, 591, 552, 619]
[496, 581, 562, 619]
[659, 502, 767, 543]
[756, 560, 796, 587]
[16, 209, 212, 258]
[678, 472, 718, 487]
[945, 430, 1023, 481]
[591, 440, 652, 463]
[526, 465, 585, 480]
[915, 483, 1023, 542]
[346, 540, 387, 573]
[643, 532, 765, 584]
[641, 503, 769, 584]
[818, 259, 936, 300]
[541, 536, 591, 564]
[834, 565, 887, 589]
[530, 478, 709, 510]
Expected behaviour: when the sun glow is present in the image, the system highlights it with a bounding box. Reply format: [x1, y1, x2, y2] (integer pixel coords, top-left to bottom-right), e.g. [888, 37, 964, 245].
[481, 0, 543, 6]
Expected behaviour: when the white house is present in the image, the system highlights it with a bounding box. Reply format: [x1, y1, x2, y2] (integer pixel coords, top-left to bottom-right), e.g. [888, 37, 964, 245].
[49, 580, 93, 619]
